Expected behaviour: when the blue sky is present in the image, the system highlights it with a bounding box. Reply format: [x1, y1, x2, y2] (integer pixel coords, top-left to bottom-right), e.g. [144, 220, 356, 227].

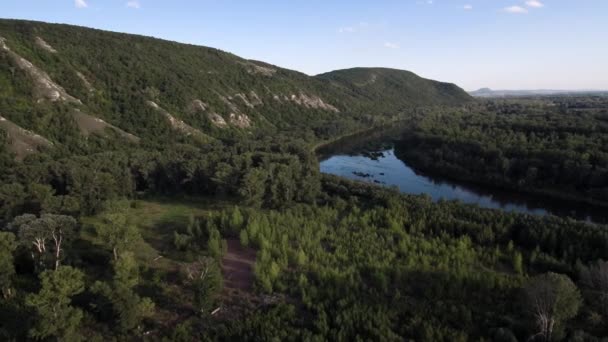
[1, 0, 607, 90]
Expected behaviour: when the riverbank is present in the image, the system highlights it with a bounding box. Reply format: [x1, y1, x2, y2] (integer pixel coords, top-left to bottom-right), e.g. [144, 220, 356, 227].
[393, 145, 608, 211]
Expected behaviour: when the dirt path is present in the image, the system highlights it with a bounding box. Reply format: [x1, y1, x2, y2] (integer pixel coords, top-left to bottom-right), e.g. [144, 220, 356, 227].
[221, 239, 256, 293]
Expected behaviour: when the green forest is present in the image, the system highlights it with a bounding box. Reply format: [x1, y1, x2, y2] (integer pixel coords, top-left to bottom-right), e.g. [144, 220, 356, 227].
[1, 19, 608, 341]
[395, 96, 608, 205]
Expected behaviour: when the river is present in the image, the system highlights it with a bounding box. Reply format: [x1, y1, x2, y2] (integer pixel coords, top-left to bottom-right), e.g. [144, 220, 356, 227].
[319, 134, 607, 224]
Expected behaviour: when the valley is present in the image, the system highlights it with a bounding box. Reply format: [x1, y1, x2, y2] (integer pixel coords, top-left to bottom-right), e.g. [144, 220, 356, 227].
[1, 18, 608, 341]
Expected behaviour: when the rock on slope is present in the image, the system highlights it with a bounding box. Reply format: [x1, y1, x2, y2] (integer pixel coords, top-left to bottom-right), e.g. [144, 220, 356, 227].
[0, 115, 52, 160]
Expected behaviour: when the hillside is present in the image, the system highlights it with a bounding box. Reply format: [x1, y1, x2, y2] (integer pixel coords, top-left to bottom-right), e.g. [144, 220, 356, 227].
[317, 67, 472, 111]
[0, 19, 471, 159]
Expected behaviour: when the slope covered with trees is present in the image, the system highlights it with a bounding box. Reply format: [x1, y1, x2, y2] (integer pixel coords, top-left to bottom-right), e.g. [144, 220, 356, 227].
[0, 19, 607, 342]
[0, 19, 471, 159]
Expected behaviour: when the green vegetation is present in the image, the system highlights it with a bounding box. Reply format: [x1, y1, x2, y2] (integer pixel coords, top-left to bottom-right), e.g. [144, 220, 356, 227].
[396, 96, 608, 205]
[0, 19, 607, 341]
[0, 19, 470, 157]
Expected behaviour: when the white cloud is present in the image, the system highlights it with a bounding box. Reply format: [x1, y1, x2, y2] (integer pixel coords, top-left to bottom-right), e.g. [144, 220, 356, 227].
[384, 42, 400, 49]
[338, 26, 356, 33]
[338, 22, 370, 34]
[463, 4, 473, 10]
[75, 0, 88, 9]
[504, 5, 528, 14]
[525, 0, 544, 8]
[126, 1, 141, 9]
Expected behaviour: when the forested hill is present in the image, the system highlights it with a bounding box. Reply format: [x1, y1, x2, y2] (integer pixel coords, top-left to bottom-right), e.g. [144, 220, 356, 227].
[317, 67, 471, 109]
[0, 19, 471, 159]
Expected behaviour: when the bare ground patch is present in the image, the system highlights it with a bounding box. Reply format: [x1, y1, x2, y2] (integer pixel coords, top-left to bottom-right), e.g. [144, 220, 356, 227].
[35, 36, 57, 53]
[1, 36, 80, 104]
[72, 109, 140, 143]
[222, 239, 256, 294]
[0, 115, 52, 160]
[147, 101, 214, 141]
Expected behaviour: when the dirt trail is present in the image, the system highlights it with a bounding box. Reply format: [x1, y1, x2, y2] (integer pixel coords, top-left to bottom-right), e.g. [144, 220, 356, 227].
[221, 239, 256, 293]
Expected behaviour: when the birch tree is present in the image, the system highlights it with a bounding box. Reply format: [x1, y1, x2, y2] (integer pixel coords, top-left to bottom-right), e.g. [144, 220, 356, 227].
[9, 214, 77, 271]
[524, 272, 582, 341]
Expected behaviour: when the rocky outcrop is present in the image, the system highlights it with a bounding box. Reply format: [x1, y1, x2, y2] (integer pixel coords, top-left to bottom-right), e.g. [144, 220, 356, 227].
[76, 71, 95, 93]
[229, 113, 252, 128]
[189, 99, 208, 113]
[209, 113, 228, 127]
[248, 91, 263, 106]
[234, 93, 254, 108]
[0, 36, 81, 104]
[35, 36, 57, 53]
[72, 109, 139, 142]
[0, 115, 53, 160]
[288, 92, 339, 112]
[148, 101, 210, 139]
[240, 61, 276, 76]
[219, 95, 252, 128]
[189, 99, 227, 128]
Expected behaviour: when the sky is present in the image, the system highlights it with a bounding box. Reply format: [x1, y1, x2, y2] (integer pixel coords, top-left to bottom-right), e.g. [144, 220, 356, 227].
[1, 0, 607, 90]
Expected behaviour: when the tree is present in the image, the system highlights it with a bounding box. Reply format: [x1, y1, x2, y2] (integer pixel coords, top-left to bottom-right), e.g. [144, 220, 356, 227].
[239, 229, 249, 247]
[0, 183, 26, 223]
[238, 168, 268, 208]
[523, 272, 582, 341]
[94, 202, 141, 261]
[0, 232, 16, 299]
[580, 259, 608, 323]
[206, 221, 223, 259]
[184, 257, 223, 314]
[230, 207, 244, 227]
[26, 266, 85, 341]
[92, 251, 154, 332]
[513, 251, 523, 275]
[9, 214, 77, 271]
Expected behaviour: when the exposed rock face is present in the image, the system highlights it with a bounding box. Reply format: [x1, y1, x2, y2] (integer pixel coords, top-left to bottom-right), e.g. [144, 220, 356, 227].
[0, 36, 81, 104]
[209, 113, 227, 127]
[288, 92, 339, 112]
[189, 99, 227, 128]
[190, 99, 208, 112]
[147, 101, 209, 138]
[0, 114, 53, 160]
[219, 95, 252, 128]
[0, 36, 7, 50]
[72, 109, 139, 142]
[76, 71, 95, 93]
[234, 93, 254, 108]
[248, 91, 263, 106]
[219, 95, 240, 113]
[240, 61, 276, 76]
[269, 90, 338, 112]
[229, 113, 252, 128]
[35, 36, 57, 53]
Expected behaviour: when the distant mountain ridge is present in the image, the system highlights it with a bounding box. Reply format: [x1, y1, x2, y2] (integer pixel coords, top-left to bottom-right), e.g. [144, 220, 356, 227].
[470, 88, 608, 98]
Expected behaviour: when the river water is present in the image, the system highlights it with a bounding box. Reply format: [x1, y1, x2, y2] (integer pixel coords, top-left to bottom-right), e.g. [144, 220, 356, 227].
[320, 143, 607, 224]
